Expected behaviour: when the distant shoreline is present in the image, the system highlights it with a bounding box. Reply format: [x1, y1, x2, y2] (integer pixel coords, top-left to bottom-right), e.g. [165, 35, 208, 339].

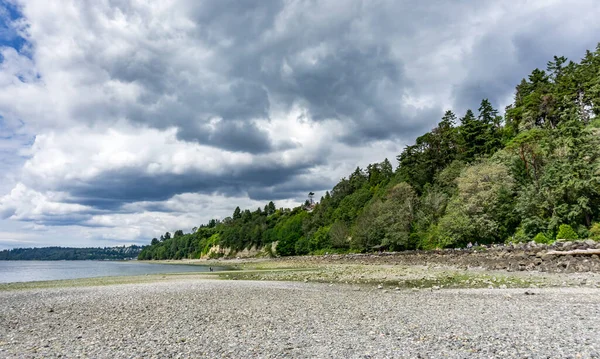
[0, 245, 144, 261]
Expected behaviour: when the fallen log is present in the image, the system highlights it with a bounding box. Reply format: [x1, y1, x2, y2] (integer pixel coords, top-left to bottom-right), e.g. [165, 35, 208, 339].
[546, 249, 600, 256]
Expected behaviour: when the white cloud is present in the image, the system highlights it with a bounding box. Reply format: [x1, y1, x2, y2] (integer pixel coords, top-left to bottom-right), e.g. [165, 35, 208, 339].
[0, 182, 93, 221]
[1, 0, 599, 248]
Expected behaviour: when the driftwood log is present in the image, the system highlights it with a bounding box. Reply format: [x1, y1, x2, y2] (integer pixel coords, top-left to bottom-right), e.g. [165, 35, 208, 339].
[546, 249, 600, 256]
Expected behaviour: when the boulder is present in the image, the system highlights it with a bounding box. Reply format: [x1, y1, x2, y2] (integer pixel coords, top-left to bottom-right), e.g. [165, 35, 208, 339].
[584, 239, 597, 247]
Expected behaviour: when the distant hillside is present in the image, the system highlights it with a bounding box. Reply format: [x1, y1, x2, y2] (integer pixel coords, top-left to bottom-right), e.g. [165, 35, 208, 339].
[140, 43, 600, 260]
[0, 245, 144, 260]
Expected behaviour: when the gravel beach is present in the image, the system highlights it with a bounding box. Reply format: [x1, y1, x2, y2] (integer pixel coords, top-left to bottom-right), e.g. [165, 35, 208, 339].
[1, 279, 599, 358]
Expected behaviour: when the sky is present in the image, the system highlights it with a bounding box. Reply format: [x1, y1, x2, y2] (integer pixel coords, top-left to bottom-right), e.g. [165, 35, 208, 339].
[0, 0, 599, 249]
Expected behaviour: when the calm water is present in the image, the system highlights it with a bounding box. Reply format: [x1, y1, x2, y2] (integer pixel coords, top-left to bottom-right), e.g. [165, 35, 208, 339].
[0, 261, 224, 283]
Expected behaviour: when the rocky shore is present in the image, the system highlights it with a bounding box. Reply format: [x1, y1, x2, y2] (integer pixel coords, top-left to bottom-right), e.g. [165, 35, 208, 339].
[279, 239, 600, 273]
[1, 279, 599, 358]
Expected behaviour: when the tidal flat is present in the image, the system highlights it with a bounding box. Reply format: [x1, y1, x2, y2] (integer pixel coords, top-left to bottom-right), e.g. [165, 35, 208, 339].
[1, 259, 600, 358]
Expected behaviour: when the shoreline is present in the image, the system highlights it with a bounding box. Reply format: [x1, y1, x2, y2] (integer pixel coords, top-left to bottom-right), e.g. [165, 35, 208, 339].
[3, 254, 600, 292]
[2, 258, 599, 357]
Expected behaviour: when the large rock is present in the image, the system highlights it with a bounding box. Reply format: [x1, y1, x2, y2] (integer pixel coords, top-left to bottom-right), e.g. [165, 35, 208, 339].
[584, 239, 597, 247]
[541, 253, 556, 261]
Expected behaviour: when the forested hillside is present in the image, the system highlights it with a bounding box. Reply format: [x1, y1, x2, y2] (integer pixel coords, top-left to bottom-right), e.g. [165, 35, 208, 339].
[0, 245, 144, 260]
[139, 44, 600, 260]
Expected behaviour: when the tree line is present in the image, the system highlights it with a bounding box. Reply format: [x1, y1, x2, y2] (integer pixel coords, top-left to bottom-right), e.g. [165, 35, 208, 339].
[139, 44, 600, 260]
[0, 245, 144, 260]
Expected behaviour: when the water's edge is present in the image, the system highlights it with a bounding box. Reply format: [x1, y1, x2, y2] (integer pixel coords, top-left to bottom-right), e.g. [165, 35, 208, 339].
[0, 260, 228, 284]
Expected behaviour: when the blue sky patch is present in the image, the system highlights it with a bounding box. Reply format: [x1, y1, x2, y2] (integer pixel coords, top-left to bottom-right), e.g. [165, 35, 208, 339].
[0, 1, 28, 55]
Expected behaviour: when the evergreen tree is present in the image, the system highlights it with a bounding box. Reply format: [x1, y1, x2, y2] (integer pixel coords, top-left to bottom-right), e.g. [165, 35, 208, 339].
[233, 206, 242, 220]
[459, 109, 487, 161]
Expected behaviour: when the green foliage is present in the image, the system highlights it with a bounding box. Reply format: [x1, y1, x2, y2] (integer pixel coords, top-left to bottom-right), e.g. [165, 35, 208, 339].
[556, 224, 579, 240]
[309, 226, 331, 252]
[201, 233, 221, 256]
[437, 199, 475, 248]
[329, 221, 350, 249]
[589, 223, 600, 240]
[533, 233, 552, 244]
[434, 160, 465, 195]
[507, 227, 530, 244]
[1, 246, 144, 261]
[351, 183, 417, 251]
[332, 187, 372, 223]
[274, 211, 308, 256]
[294, 236, 310, 255]
[397, 111, 460, 193]
[262, 242, 275, 257]
[438, 161, 516, 246]
[415, 224, 442, 250]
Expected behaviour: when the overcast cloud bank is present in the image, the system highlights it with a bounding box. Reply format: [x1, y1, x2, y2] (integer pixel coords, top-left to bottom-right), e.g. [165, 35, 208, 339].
[0, 0, 599, 248]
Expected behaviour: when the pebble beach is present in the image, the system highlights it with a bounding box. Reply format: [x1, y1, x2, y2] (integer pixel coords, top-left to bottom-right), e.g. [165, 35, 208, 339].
[1, 278, 599, 358]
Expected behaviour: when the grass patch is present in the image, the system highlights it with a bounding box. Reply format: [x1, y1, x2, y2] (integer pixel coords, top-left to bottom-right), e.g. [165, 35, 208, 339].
[215, 263, 546, 289]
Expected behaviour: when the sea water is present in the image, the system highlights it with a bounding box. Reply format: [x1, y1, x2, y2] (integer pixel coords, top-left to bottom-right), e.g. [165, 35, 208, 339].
[0, 260, 223, 283]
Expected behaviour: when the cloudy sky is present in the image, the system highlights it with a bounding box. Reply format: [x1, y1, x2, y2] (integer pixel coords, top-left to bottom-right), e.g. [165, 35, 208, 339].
[0, 0, 599, 249]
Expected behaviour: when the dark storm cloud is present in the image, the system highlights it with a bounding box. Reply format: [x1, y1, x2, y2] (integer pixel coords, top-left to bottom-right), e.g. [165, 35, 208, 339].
[16, 214, 95, 227]
[185, 0, 284, 46]
[256, 45, 425, 144]
[71, 0, 458, 152]
[57, 157, 330, 212]
[177, 119, 274, 153]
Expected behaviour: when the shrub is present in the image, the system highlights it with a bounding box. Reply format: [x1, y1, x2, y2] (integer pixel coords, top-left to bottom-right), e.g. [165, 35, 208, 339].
[415, 225, 444, 250]
[276, 235, 297, 256]
[506, 226, 529, 244]
[533, 233, 551, 244]
[267, 243, 275, 257]
[309, 226, 331, 252]
[556, 224, 579, 241]
[329, 221, 350, 249]
[294, 236, 310, 255]
[589, 223, 600, 241]
[576, 224, 589, 239]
